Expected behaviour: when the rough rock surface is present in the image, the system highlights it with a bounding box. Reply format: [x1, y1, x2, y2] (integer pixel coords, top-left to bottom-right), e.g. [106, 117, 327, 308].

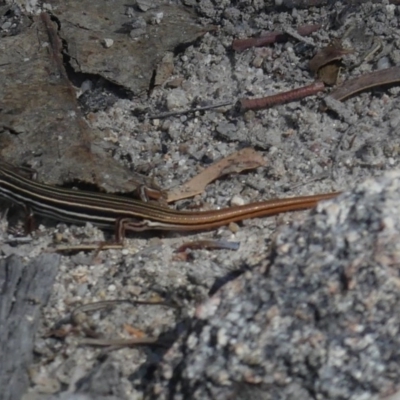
[147, 171, 400, 400]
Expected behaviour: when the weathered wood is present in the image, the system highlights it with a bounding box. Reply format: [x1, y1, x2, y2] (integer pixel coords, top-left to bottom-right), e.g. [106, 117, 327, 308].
[0, 254, 60, 400]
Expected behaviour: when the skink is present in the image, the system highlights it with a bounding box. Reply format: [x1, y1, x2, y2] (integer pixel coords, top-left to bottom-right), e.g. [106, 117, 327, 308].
[0, 162, 340, 241]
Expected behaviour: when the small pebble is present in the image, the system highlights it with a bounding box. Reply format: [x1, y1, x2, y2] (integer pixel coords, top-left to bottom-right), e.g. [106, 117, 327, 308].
[1, 21, 12, 30]
[102, 38, 114, 48]
[150, 12, 164, 25]
[231, 195, 245, 206]
[376, 56, 391, 70]
[166, 89, 189, 111]
[228, 222, 240, 233]
[107, 284, 116, 292]
[136, 0, 155, 12]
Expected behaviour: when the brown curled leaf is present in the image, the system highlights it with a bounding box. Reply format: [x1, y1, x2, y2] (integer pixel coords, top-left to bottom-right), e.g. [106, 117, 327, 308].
[329, 66, 400, 102]
[309, 40, 353, 85]
[317, 62, 342, 86]
[309, 40, 353, 73]
[166, 148, 266, 203]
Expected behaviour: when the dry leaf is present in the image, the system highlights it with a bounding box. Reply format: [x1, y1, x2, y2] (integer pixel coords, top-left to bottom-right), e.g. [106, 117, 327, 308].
[166, 148, 266, 202]
[309, 40, 353, 86]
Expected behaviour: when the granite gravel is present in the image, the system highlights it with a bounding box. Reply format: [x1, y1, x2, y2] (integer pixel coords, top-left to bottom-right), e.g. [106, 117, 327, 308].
[146, 171, 400, 400]
[2, 1, 400, 399]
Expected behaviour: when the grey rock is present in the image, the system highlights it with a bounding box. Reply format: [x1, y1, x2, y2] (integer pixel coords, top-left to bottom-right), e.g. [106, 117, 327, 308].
[146, 171, 400, 400]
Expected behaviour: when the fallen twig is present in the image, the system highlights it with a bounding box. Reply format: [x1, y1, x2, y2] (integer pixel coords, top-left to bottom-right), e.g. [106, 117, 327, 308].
[147, 101, 233, 120]
[239, 81, 325, 111]
[175, 239, 240, 253]
[232, 24, 321, 52]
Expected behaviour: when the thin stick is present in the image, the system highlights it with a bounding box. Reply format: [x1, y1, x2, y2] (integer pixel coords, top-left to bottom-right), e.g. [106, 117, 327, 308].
[232, 24, 321, 52]
[283, 26, 316, 47]
[239, 81, 325, 111]
[148, 101, 233, 120]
